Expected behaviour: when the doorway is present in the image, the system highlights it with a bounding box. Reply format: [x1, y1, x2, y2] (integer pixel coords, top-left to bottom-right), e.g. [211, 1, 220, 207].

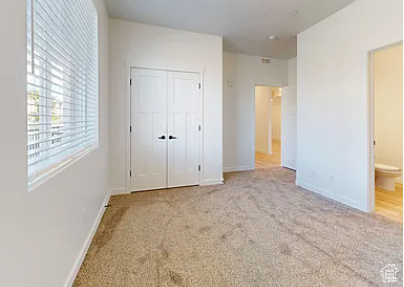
[370, 43, 403, 222]
[254, 85, 282, 168]
[129, 68, 201, 192]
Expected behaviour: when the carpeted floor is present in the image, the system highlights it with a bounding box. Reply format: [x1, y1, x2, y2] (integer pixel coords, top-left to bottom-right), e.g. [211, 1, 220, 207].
[74, 167, 403, 287]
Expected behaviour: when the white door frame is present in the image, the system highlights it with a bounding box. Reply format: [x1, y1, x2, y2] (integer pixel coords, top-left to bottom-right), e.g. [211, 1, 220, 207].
[367, 41, 403, 211]
[126, 66, 205, 193]
[252, 82, 283, 169]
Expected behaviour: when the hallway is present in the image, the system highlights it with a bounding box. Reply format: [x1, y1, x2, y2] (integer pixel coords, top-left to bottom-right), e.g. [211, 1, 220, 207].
[255, 140, 281, 168]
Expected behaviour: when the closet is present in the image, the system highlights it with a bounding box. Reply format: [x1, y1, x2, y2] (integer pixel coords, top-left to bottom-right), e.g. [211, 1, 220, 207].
[130, 68, 201, 191]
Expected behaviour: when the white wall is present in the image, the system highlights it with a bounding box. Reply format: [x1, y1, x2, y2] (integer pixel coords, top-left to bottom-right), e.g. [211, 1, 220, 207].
[288, 57, 297, 86]
[296, 0, 403, 211]
[281, 57, 297, 170]
[271, 96, 282, 141]
[374, 44, 403, 182]
[0, 1, 109, 286]
[281, 85, 297, 170]
[223, 52, 288, 172]
[109, 20, 223, 190]
[255, 86, 272, 154]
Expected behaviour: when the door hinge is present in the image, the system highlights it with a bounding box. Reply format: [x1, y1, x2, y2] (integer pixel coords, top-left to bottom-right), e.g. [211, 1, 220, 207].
[130, 79, 132, 86]
[198, 165, 201, 171]
[130, 126, 132, 133]
[130, 170, 132, 177]
[198, 83, 201, 89]
[198, 125, 201, 131]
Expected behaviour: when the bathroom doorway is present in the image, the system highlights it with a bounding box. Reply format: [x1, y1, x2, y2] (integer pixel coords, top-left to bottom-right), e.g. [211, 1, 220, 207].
[254, 85, 282, 168]
[370, 42, 403, 222]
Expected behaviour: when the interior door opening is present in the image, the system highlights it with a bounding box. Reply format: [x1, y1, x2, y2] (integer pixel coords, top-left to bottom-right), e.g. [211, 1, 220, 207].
[254, 85, 282, 169]
[370, 43, 403, 222]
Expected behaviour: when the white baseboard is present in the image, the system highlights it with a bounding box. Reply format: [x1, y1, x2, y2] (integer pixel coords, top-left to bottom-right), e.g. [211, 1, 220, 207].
[64, 191, 110, 287]
[281, 164, 296, 171]
[223, 165, 254, 172]
[110, 187, 129, 196]
[296, 180, 366, 212]
[200, 178, 224, 186]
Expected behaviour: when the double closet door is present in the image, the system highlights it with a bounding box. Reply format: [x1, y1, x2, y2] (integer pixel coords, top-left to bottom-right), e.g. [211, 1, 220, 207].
[130, 68, 200, 192]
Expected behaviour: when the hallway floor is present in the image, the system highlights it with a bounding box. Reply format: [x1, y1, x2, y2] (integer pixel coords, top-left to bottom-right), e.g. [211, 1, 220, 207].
[255, 140, 281, 168]
[375, 183, 403, 223]
[74, 167, 402, 287]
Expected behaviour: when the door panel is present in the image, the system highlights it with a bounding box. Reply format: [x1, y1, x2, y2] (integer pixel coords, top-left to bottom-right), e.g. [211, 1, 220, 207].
[130, 69, 167, 191]
[167, 72, 200, 187]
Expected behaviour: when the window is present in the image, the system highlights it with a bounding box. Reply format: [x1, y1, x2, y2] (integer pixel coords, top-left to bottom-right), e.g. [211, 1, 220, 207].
[27, 0, 98, 187]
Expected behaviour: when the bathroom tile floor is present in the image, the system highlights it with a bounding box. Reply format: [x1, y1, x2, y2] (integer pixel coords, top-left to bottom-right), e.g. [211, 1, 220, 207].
[375, 183, 403, 222]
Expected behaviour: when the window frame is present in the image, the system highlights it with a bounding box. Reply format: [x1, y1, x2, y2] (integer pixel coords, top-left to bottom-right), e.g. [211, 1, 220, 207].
[26, 0, 99, 191]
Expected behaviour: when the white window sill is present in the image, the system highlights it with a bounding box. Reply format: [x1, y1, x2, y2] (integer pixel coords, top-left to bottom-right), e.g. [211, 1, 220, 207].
[28, 145, 97, 192]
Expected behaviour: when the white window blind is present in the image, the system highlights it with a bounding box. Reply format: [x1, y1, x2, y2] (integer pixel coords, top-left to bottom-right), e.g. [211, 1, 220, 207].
[27, 0, 98, 186]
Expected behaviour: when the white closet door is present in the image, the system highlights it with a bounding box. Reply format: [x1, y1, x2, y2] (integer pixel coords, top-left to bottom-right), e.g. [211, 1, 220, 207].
[130, 69, 167, 191]
[167, 72, 200, 188]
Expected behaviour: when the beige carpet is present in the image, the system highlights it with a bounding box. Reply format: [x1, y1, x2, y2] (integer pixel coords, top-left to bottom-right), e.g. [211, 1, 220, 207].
[74, 167, 403, 287]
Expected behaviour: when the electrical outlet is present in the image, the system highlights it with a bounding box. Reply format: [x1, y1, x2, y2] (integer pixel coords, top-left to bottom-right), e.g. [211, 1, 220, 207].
[329, 173, 335, 182]
[311, 169, 316, 176]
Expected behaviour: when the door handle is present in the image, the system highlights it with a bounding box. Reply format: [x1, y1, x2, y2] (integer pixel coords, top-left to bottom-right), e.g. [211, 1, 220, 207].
[169, 135, 177, 140]
[158, 135, 166, 140]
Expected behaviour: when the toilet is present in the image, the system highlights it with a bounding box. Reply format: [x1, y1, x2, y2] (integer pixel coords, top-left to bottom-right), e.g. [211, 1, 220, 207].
[375, 163, 402, 191]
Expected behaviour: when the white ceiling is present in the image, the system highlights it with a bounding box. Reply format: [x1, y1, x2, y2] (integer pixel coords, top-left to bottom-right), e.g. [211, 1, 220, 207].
[105, 0, 356, 59]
